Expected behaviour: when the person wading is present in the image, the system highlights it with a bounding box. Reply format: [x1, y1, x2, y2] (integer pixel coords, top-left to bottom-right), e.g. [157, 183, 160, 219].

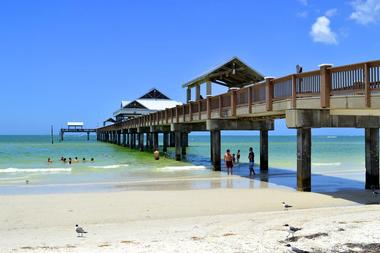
[248, 147, 256, 176]
[224, 149, 233, 175]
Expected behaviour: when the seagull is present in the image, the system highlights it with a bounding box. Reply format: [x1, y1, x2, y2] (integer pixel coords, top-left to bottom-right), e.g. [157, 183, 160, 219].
[75, 224, 88, 237]
[284, 224, 302, 238]
[371, 186, 380, 198]
[285, 244, 310, 253]
[282, 202, 292, 210]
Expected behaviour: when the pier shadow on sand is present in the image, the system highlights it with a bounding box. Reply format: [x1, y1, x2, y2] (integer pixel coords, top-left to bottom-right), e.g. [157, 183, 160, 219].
[180, 153, 379, 205]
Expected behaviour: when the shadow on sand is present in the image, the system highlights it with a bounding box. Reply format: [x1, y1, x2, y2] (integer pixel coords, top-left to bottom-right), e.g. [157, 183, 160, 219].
[180, 153, 378, 205]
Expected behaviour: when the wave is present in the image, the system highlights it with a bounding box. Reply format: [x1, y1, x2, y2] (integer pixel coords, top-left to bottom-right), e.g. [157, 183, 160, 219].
[312, 162, 341, 166]
[89, 164, 129, 169]
[158, 165, 206, 172]
[0, 167, 72, 173]
[326, 136, 337, 139]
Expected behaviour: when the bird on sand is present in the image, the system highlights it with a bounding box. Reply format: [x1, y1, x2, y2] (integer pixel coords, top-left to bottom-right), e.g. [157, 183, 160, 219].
[284, 224, 302, 238]
[75, 224, 88, 237]
[285, 244, 310, 253]
[371, 185, 380, 198]
[282, 202, 293, 210]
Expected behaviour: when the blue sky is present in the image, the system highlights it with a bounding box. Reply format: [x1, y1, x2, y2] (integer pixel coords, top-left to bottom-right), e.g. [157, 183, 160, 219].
[0, 0, 379, 135]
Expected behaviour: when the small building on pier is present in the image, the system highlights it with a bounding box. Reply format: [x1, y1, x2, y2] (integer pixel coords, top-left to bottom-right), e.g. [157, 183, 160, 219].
[182, 57, 265, 102]
[113, 88, 182, 122]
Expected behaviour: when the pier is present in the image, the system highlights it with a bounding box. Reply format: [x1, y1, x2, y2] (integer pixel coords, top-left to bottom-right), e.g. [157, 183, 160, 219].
[97, 58, 380, 192]
[60, 122, 96, 141]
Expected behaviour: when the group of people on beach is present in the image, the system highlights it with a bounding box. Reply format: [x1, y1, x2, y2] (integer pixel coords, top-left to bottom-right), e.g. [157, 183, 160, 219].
[48, 157, 94, 164]
[224, 147, 256, 176]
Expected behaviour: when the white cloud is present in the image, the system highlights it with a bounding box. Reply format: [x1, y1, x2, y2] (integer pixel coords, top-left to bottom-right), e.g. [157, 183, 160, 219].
[350, 0, 380, 25]
[297, 0, 308, 6]
[297, 11, 308, 18]
[310, 16, 338, 44]
[325, 8, 337, 17]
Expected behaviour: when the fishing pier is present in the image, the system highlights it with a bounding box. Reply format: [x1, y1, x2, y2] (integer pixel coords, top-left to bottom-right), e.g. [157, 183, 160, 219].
[60, 122, 96, 141]
[97, 58, 380, 192]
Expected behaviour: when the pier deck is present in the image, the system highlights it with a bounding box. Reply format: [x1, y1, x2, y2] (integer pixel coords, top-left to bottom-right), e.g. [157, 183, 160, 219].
[97, 60, 380, 191]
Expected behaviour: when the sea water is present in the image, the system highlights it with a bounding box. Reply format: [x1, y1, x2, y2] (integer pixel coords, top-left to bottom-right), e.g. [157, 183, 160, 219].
[0, 134, 367, 194]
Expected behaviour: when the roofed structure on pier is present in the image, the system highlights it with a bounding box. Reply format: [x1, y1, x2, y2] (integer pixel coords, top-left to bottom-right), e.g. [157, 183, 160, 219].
[182, 57, 265, 101]
[113, 88, 182, 122]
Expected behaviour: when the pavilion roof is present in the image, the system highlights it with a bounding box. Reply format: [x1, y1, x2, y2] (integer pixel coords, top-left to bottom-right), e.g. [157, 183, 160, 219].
[182, 57, 264, 89]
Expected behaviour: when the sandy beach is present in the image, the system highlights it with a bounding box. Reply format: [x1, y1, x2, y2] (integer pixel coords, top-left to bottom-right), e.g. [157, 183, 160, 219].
[1, 186, 380, 253]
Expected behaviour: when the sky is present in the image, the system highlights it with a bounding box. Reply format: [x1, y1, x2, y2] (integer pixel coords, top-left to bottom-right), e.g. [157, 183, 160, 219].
[0, 0, 379, 135]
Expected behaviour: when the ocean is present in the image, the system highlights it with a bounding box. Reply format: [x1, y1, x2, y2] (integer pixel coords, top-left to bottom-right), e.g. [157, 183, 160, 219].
[0, 134, 367, 194]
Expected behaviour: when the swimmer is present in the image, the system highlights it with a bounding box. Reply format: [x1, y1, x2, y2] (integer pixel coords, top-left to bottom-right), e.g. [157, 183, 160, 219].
[48, 157, 52, 163]
[90, 158, 94, 162]
[82, 158, 86, 162]
[74, 157, 78, 163]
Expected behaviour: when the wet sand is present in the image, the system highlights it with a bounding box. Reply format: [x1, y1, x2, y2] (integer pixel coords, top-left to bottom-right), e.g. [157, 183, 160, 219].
[1, 186, 380, 252]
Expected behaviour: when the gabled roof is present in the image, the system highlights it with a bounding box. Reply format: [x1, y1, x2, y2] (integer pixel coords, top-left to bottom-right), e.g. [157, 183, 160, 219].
[121, 100, 130, 108]
[182, 56, 264, 88]
[104, 118, 115, 123]
[139, 88, 170, 99]
[136, 99, 182, 110]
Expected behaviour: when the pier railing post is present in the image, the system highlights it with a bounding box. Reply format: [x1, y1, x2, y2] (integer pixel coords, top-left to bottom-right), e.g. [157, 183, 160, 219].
[187, 87, 191, 103]
[319, 64, 332, 108]
[248, 86, 253, 114]
[364, 62, 371, 108]
[230, 88, 238, 117]
[291, 74, 297, 109]
[206, 95, 212, 119]
[265, 77, 274, 111]
[297, 128, 312, 192]
[365, 128, 379, 189]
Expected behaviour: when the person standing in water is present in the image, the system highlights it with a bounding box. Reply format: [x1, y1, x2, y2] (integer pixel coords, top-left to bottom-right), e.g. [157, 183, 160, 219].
[236, 150, 241, 164]
[224, 149, 233, 175]
[248, 147, 256, 176]
[153, 149, 160, 160]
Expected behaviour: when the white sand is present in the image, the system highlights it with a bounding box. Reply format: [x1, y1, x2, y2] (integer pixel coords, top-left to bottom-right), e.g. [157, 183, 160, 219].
[1, 188, 380, 252]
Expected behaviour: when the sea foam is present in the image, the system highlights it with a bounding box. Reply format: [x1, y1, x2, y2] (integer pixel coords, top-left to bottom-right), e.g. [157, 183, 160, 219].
[89, 164, 129, 169]
[158, 165, 206, 172]
[312, 162, 341, 166]
[0, 167, 72, 173]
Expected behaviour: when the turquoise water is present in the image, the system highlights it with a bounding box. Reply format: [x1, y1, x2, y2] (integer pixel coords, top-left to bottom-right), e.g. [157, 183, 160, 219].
[0, 134, 368, 194]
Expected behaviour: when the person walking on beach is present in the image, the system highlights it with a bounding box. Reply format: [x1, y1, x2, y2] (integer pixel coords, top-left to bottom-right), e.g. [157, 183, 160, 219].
[248, 147, 256, 176]
[236, 150, 241, 164]
[224, 149, 233, 175]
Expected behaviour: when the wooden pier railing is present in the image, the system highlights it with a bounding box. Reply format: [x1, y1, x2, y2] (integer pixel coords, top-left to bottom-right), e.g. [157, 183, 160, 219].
[98, 60, 380, 132]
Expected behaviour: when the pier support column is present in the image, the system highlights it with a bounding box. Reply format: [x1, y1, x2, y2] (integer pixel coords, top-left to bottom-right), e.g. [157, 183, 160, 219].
[211, 130, 221, 171]
[122, 130, 126, 146]
[60, 131, 64, 141]
[117, 131, 121, 145]
[145, 133, 150, 150]
[163, 133, 169, 152]
[210, 131, 214, 162]
[260, 130, 269, 171]
[132, 133, 136, 148]
[153, 132, 159, 150]
[297, 128, 312, 192]
[365, 128, 379, 189]
[170, 132, 175, 147]
[181, 132, 187, 155]
[139, 133, 144, 151]
[87, 132, 90, 141]
[175, 131, 182, 161]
